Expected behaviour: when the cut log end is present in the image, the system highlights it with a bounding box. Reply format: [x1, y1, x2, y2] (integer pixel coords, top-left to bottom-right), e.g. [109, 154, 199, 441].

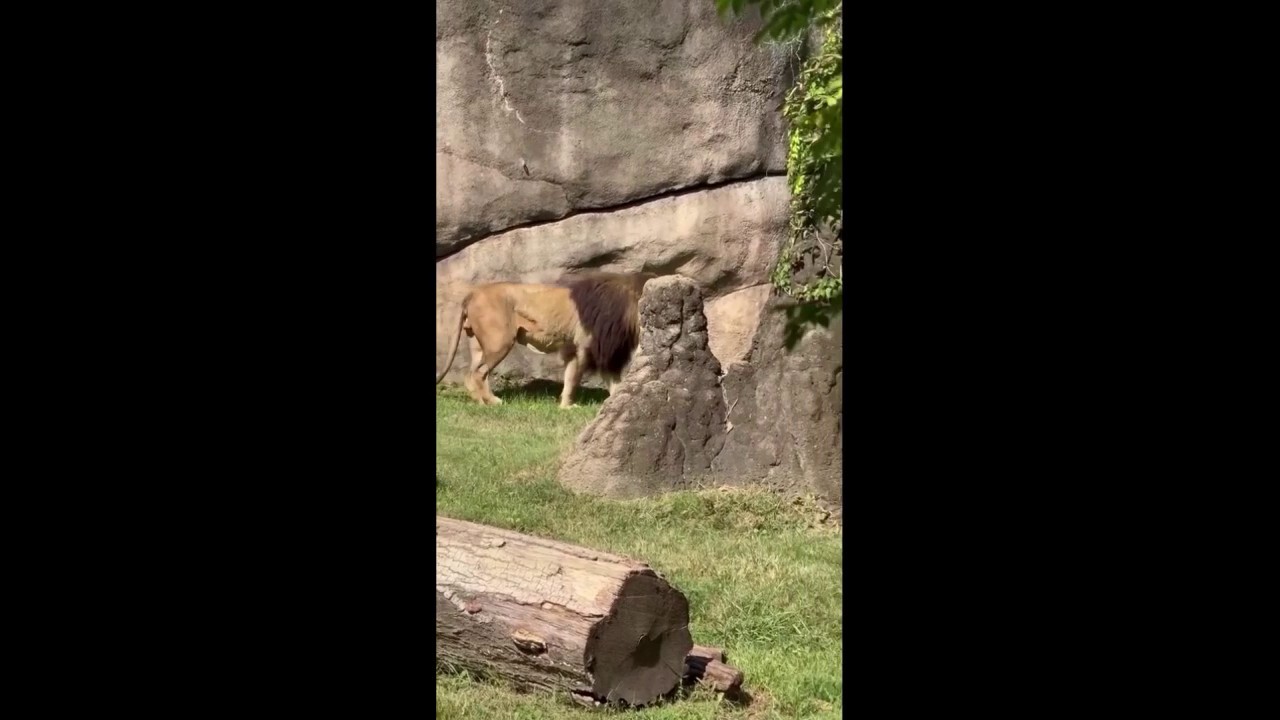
[584, 570, 692, 706]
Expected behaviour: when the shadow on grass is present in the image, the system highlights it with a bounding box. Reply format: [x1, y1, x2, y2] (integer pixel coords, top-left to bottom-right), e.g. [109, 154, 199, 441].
[496, 379, 608, 405]
[650, 681, 754, 711]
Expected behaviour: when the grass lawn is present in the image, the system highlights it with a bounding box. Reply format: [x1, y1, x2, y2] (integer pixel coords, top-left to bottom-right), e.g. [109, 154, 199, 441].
[436, 383, 842, 720]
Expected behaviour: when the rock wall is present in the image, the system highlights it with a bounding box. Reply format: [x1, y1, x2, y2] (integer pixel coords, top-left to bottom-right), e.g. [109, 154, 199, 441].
[436, 0, 794, 384]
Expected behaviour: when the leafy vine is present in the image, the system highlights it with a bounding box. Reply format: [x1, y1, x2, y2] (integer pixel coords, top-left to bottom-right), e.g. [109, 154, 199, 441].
[772, 8, 841, 306]
[718, 1, 843, 342]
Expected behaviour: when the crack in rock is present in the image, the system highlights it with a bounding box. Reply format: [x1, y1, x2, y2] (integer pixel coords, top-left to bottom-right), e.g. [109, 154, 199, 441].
[437, 170, 785, 262]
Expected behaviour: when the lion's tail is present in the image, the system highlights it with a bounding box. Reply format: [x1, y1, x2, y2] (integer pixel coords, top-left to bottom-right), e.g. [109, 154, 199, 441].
[436, 298, 468, 385]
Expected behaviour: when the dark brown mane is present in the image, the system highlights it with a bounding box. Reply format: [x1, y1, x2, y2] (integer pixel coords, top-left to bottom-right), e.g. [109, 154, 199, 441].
[564, 272, 657, 376]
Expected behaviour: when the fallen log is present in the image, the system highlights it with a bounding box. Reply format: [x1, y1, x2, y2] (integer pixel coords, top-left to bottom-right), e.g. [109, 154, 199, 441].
[436, 516, 693, 707]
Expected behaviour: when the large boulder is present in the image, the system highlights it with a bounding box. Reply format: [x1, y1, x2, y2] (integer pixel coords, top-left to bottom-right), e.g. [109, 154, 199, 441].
[437, 0, 790, 257]
[436, 0, 793, 385]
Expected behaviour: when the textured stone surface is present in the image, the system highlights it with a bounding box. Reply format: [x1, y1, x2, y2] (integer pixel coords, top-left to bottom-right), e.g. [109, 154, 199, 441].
[712, 297, 842, 511]
[558, 277, 726, 498]
[703, 283, 772, 369]
[436, 177, 788, 385]
[436, 0, 791, 259]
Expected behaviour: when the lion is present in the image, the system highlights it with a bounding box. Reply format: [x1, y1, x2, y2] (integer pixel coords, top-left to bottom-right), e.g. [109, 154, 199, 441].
[435, 271, 657, 407]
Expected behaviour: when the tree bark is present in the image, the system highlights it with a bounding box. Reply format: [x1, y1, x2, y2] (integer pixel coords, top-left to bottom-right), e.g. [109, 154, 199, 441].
[435, 516, 692, 706]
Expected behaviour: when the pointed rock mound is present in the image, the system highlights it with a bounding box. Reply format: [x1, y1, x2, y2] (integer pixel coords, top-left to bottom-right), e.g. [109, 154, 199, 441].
[558, 276, 727, 497]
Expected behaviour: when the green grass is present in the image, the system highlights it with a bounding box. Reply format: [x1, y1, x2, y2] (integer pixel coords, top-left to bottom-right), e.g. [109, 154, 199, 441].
[436, 383, 842, 720]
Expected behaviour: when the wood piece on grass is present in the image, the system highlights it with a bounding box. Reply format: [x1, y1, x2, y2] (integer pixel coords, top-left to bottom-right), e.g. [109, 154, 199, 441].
[436, 515, 692, 707]
[684, 645, 744, 696]
[688, 644, 725, 662]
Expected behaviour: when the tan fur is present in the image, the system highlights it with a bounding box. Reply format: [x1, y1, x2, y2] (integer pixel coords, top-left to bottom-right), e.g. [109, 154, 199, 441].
[435, 283, 592, 407]
[436, 274, 654, 407]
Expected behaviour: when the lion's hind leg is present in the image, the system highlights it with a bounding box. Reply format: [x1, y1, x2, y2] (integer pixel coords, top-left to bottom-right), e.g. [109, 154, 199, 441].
[464, 336, 488, 405]
[471, 331, 514, 406]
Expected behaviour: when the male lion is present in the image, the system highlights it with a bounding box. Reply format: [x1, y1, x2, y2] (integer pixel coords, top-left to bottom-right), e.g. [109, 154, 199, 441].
[435, 272, 656, 407]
